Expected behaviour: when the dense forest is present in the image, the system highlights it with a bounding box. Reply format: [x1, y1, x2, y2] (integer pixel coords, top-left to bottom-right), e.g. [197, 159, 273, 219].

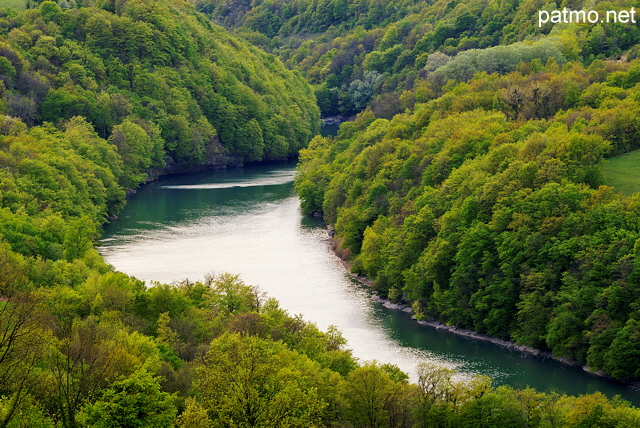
[1, 0, 640, 426]
[0, 0, 320, 169]
[295, 11, 640, 383]
[195, 0, 640, 118]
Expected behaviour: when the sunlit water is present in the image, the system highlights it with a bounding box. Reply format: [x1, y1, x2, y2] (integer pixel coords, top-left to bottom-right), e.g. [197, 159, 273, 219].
[99, 162, 640, 405]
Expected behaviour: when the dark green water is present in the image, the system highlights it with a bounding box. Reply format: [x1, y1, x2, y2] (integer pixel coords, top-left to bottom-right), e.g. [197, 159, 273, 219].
[99, 162, 640, 405]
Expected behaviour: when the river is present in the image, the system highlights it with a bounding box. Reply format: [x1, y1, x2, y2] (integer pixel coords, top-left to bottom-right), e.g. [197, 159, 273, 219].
[98, 162, 640, 406]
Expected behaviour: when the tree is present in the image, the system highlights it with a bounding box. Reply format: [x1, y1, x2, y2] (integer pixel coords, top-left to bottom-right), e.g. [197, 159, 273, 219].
[176, 398, 211, 428]
[82, 368, 177, 428]
[196, 333, 327, 427]
[205, 273, 264, 315]
[109, 121, 162, 189]
[348, 71, 382, 111]
[460, 386, 526, 428]
[0, 291, 50, 428]
[46, 315, 160, 428]
[340, 363, 410, 428]
[63, 216, 98, 261]
[603, 319, 640, 379]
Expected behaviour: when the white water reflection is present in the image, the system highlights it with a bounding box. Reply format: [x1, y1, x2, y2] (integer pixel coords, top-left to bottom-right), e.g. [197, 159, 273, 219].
[101, 194, 459, 379]
[160, 170, 295, 190]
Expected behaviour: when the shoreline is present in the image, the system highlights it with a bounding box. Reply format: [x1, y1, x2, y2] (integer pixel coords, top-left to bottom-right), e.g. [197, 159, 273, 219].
[326, 229, 640, 389]
[118, 156, 296, 205]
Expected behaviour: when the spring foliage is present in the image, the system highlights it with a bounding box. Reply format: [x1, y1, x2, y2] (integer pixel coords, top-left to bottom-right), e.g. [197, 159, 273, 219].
[0, 0, 319, 167]
[197, 0, 640, 117]
[1, 0, 640, 426]
[296, 58, 640, 381]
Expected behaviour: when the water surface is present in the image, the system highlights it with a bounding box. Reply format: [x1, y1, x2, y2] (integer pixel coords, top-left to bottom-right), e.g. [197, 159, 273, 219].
[99, 163, 640, 405]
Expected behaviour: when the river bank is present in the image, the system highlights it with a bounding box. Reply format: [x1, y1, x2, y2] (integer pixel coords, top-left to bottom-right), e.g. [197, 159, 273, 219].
[325, 227, 640, 389]
[100, 163, 640, 403]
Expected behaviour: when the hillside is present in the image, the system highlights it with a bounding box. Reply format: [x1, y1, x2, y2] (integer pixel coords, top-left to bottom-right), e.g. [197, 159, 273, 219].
[296, 56, 640, 380]
[1, 0, 640, 426]
[0, 0, 319, 176]
[0, 2, 323, 423]
[0, 0, 321, 310]
[196, 0, 640, 118]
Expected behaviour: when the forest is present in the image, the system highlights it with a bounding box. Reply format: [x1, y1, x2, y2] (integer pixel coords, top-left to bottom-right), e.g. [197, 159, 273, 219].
[1, 0, 640, 426]
[195, 0, 640, 118]
[0, 0, 320, 168]
[294, 0, 640, 382]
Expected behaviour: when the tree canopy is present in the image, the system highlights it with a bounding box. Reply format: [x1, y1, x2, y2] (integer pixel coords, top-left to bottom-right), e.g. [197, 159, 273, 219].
[296, 58, 640, 381]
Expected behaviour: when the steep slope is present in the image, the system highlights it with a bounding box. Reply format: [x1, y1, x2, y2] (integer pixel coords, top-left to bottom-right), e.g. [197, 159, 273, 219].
[0, 0, 319, 180]
[0, 0, 324, 311]
[196, 0, 640, 118]
[296, 58, 640, 380]
[1, 1, 640, 425]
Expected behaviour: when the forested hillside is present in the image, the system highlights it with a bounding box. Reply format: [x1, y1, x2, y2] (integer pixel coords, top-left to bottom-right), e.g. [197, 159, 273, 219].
[296, 53, 640, 380]
[0, 0, 320, 364]
[196, 0, 640, 118]
[0, 0, 319, 171]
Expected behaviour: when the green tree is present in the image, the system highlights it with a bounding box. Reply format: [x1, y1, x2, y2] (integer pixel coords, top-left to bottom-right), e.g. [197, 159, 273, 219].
[63, 216, 98, 261]
[196, 333, 327, 427]
[176, 398, 211, 428]
[109, 121, 163, 189]
[205, 273, 263, 315]
[0, 292, 50, 428]
[82, 368, 177, 428]
[460, 386, 526, 428]
[340, 363, 410, 428]
[603, 319, 640, 379]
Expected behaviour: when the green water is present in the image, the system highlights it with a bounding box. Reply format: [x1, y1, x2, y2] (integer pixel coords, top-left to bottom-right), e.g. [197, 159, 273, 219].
[99, 162, 640, 405]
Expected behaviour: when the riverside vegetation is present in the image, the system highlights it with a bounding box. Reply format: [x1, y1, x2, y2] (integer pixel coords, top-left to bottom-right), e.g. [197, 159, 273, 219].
[292, 0, 640, 383]
[0, 0, 640, 427]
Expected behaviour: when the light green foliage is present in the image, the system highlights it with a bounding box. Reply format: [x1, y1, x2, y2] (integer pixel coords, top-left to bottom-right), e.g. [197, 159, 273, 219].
[0, 117, 124, 274]
[63, 216, 98, 261]
[44, 315, 162, 427]
[0, 292, 52, 428]
[176, 397, 211, 428]
[82, 368, 177, 428]
[0, 395, 55, 427]
[296, 59, 640, 380]
[109, 121, 163, 188]
[0, 0, 319, 171]
[205, 273, 262, 315]
[196, 333, 327, 427]
[341, 362, 414, 428]
[460, 386, 527, 427]
[198, 0, 640, 117]
[1, 1, 640, 426]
